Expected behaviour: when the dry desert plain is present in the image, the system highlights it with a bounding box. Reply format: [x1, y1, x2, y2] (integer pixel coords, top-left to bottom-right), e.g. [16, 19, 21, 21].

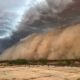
[0, 64, 80, 80]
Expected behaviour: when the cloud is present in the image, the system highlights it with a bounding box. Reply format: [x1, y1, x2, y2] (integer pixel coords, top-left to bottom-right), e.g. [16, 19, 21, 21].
[46, 0, 73, 13]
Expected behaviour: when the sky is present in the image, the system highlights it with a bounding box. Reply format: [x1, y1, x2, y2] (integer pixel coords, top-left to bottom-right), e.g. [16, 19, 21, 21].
[0, 0, 29, 52]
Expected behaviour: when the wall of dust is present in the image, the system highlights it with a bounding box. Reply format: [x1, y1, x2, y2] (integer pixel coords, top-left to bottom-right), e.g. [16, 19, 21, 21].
[0, 0, 74, 53]
[1, 0, 80, 60]
[0, 24, 80, 60]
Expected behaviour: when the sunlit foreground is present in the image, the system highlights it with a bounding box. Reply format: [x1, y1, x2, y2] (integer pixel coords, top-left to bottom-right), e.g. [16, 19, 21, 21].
[0, 24, 80, 60]
[0, 65, 80, 80]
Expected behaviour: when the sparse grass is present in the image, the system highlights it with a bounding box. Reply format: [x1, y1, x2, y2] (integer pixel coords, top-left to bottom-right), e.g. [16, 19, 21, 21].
[0, 59, 80, 66]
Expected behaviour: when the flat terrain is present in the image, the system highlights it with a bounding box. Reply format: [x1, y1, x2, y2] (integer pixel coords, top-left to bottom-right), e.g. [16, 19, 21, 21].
[0, 65, 80, 80]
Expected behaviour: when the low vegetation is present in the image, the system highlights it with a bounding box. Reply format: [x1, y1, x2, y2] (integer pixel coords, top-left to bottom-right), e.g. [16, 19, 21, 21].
[0, 59, 80, 66]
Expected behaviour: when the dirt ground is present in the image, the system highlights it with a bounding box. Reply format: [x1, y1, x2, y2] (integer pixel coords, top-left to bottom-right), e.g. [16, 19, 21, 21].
[0, 65, 80, 80]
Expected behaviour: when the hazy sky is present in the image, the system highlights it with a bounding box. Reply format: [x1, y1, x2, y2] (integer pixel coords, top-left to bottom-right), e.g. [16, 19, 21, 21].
[0, 0, 29, 52]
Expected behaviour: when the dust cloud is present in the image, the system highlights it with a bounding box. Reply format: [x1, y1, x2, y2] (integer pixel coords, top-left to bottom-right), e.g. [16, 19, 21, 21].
[0, 24, 80, 60]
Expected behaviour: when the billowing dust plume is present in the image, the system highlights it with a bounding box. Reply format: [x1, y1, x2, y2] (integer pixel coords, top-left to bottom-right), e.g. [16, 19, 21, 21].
[0, 24, 80, 60]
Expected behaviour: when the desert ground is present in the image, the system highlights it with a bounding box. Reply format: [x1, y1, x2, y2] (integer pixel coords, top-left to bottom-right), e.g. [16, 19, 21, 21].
[0, 65, 80, 80]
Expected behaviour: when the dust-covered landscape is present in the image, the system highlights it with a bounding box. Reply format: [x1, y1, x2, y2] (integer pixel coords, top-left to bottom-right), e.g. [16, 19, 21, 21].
[0, 65, 80, 80]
